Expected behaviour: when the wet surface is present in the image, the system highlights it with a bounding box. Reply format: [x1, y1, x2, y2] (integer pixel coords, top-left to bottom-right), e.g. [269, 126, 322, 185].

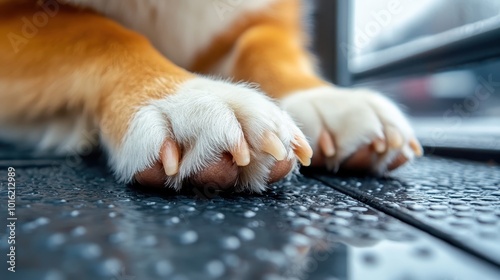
[315, 157, 500, 267]
[0, 148, 500, 280]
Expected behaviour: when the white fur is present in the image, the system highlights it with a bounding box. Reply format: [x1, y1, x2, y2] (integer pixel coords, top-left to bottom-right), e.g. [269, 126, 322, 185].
[0, 0, 418, 190]
[106, 77, 303, 192]
[64, 0, 278, 68]
[281, 86, 416, 174]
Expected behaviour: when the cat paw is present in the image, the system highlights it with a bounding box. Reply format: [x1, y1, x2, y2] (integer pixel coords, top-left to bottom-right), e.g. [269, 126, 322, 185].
[281, 86, 423, 174]
[106, 77, 312, 192]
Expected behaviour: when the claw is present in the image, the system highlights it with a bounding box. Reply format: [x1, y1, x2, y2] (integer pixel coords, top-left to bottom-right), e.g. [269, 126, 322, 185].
[231, 138, 251, 167]
[386, 127, 403, 148]
[372, 137, 387, 154]
[293, 135, 313, 166]
[161, 139, 180, 176]
[409, 138, 423, 157]
[319, 130, 336, 157]
[262, 132, 287, 161]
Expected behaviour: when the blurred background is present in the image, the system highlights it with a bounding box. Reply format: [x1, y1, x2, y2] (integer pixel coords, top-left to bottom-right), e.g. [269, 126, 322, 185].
[313, 0, 500, 156]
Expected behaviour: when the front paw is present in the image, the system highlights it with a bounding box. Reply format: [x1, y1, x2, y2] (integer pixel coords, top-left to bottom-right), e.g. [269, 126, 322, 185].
[281, 86, 423, 174]
[105, 77, 312, 193]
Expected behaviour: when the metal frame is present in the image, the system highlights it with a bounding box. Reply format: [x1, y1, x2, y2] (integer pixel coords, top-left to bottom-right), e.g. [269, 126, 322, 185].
[352, 22, 500, 83]
[313, 0, 351, 86]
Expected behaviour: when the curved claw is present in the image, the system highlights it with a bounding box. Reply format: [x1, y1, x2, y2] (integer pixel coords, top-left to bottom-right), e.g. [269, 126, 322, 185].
[386, 127, 403, 149]
[409, 138, 424, 157]
[319, 130, 336, 158]
[293, 135, 313, 166]
[262, 132, 287, 161]
[372, 137, 387, 154]
[231, 138, 251, 167]
[161, 139, 180, 176]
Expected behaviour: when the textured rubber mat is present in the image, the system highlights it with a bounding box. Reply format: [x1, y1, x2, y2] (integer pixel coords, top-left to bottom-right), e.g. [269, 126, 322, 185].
[1, 156, 499, 280]
[315, 156, 500, 267]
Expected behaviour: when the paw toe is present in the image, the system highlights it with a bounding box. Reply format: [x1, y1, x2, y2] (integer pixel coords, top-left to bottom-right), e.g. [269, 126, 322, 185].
[268, 159, 295, 184]
[135, 162, 167, 188]
[341, 144, 374, 172]
[188, 153, 239, 190]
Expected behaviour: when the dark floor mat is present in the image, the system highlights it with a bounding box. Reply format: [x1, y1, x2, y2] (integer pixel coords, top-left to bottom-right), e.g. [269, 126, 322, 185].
[315, 156, 500, 266]
[1, 156, 499, 280]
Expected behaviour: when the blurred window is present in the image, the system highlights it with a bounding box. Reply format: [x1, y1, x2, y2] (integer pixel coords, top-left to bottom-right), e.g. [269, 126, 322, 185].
[341, 0, 500, 120]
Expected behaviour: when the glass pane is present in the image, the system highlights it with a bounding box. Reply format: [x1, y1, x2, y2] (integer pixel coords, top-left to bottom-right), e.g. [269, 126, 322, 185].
[348, 0, 500, 148]
[349, 0, 500, 71]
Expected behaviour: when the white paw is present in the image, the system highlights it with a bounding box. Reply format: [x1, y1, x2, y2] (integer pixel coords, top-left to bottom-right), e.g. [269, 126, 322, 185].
[106, 77, 312, 192]
[281, 86, 423, 174]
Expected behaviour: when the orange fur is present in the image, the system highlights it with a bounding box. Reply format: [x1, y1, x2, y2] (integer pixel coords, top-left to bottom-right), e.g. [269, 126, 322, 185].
[0, 0, 325, 145]
[0, 1, 193, 145]
[191, 0, 326, 98]
[0, 0, 418, 189]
